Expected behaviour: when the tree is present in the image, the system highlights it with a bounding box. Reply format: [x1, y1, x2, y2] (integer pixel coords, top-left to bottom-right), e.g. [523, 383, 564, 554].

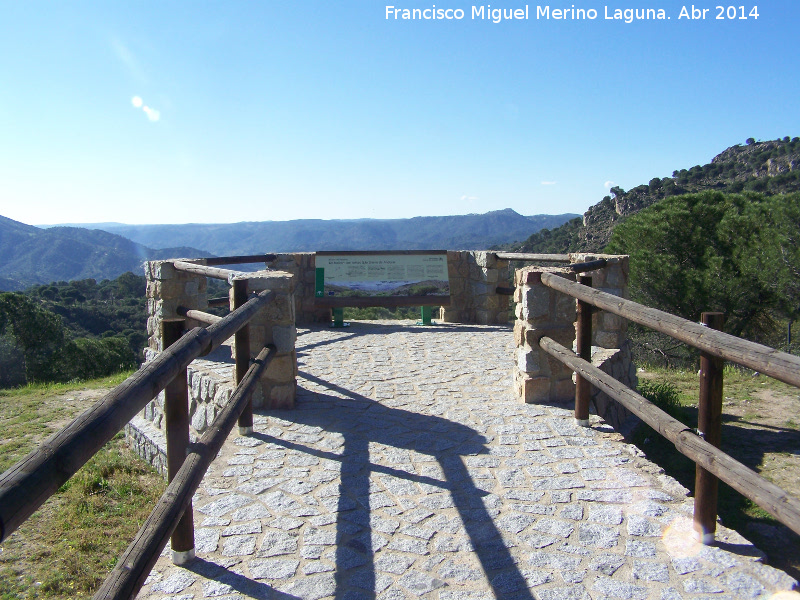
[605, 191, 781, 340]
[746, 137, 756, 145]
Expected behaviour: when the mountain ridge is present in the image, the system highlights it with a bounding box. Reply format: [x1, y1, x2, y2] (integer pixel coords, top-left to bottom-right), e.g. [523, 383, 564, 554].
[0, 209, 578, 291]
[506, 137, 800, 254]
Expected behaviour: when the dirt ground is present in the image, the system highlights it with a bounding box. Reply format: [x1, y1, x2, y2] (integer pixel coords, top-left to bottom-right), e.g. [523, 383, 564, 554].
[719, 385, 800, 578]
[638, 368, 800, 581]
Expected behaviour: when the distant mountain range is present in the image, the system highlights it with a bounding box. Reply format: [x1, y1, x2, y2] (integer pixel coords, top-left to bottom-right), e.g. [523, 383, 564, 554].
[0, 215, 211, 291]
[1, 209, 577, 291]
[505, 137, 800, 254]
[49, 209, 578, 256]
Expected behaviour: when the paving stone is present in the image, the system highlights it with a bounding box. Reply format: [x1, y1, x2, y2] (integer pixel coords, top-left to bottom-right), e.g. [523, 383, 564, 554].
[397, 571, 447, 596]
[256, 531, 298, 557]
[151, 570, 197, 594]
[221, 535, 256, 557]
[578, 523, 620, 548]
[682, 578, 724, 593]
[627, 515, 662, 537]
[536, 585, 591, 600]
[195, 528, 221, 554]
[530, 518, 574, 538]
[588, 554, 625, 576]
[632, 560, 670, 582]
[136, 323, 799, 600]
[587, 505, 623, 525]
[230, 503, 271, 521]
[437, 559, 482, 581]
[625, 539, 657, 557]
[198, 495, 253, 517]
[276, 573, 336, 600]
[222, 521, 262, 536]
[593, 576, 649, 599]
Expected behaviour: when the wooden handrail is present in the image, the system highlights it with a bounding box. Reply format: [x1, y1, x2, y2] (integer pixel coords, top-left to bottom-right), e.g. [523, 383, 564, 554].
[0, 289, 275, 543]
[540, 271, 800, 388]
[200, 254, 277, 266]
[176, 306, 222, 325]
[172, 260, 247, 282]
[538, 336, 800, 537]
[494, 252, 570, 262]
[207, 296, 230, 308]
[94, 345, 277, 600]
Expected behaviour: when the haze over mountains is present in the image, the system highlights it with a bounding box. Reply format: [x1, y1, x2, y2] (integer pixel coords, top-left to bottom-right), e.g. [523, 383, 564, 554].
[48, 210, 576, 256]
[0, 210, 577, 291]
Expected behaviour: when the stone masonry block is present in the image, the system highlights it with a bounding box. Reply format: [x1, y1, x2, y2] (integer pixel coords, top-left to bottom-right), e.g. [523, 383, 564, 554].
[517, 347, 542, 374]
[265, 354, 296, 383]
[269, 383, 296, 409]
[521, 286, 550, 319]
[552, 377, 575, 402]
[595, 331, 623, 349]
[272, 325, 297, 353]
[515, 371, 550, 404]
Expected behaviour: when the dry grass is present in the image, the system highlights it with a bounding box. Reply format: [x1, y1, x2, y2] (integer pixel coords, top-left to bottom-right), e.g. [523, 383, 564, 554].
[0, 376, 165, 599]
[635, 364, 800, 580]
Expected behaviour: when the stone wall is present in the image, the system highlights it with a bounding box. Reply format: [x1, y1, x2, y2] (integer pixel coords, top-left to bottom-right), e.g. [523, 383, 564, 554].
[266, 251, 510, 325]
[512, 254, 638, 433]
[265, 253, 330, 324]
[137, 261, 297, 450]
[440, 251, 510, 325]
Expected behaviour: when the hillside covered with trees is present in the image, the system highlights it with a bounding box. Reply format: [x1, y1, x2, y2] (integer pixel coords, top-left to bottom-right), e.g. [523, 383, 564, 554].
[0, 274, 148, 388]
[507, 137, 800, 254]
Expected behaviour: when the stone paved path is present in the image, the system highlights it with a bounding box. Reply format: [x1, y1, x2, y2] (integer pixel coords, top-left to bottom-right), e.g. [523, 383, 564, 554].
[136, 321, 798, 600]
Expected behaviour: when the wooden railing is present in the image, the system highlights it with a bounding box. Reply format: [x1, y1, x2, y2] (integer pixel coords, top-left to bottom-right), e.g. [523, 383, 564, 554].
[535, 272, 800, 542]
[0, 256, 281, 600]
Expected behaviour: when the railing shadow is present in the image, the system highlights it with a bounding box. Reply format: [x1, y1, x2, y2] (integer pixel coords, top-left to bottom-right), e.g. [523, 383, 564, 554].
[249, 369, 535, 600]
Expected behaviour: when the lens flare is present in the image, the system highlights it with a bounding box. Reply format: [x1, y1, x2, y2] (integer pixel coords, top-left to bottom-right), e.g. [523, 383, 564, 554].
[131, 96, 143, 108]
[142, 106, 160, 122]
[661, 516, 704, 558]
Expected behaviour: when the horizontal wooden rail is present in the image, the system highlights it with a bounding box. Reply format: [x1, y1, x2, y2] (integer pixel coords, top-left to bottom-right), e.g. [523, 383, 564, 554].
[172, 260, 247, 282]
[494, 252, 570, 262]
[176, 306, 222, 326]
[95, 345, 277, 600]
[207, 296, 230, 308]
[203, 290, 274, 353]
[200, 254, 276, 266]
[540, 272, 800, 388]
[314, 295, 450, 309]
[569, 258, 607, 273]
[538, 336, 800, 537]
[0, 290, 275, 543]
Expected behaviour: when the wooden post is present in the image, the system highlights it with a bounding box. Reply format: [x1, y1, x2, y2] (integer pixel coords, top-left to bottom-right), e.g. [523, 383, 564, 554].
[575, 276, 592, 427]
[233, 279, 253, 435]
[693, 311, 725, 544]
[161, 319, 195, 565]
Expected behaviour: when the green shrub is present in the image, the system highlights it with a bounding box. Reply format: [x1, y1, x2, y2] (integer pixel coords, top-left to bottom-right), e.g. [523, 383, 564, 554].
[637, 379, 682, 418]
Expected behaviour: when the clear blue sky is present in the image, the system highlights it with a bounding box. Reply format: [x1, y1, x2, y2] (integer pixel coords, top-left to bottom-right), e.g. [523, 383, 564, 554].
[1, 1, 798, 225]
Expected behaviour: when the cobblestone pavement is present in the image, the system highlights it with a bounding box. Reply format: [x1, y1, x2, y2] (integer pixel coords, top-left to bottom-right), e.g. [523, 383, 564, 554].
[137, 321, 798, 600]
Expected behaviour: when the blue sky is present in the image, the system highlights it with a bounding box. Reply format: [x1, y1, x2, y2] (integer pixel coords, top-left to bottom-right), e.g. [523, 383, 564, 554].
[1, 1, 798, 225]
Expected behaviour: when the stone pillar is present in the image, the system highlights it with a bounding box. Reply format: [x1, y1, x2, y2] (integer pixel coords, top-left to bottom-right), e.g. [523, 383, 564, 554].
[266, 253, 330, 324]
[231, 270, 297, 409]
[145, 259, 207, 353]
[441, 251, 510, 325]
[513, 266, 576, 403]
[568, 254, 629, 349]
[568, 254, 638, 434]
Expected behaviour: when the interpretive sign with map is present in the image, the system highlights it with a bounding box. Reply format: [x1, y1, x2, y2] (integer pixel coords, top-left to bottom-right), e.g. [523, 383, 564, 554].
[315, 250, 449, 298]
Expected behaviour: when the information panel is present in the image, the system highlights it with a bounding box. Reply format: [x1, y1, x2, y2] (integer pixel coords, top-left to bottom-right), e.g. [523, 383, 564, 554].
[315, 251, 449, 297]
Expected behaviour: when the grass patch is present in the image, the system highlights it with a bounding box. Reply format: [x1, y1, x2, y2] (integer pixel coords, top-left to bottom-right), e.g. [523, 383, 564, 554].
[634, 364, 800, 579]
[0, 371, 165, 598]
[0, 371, 135, 473]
